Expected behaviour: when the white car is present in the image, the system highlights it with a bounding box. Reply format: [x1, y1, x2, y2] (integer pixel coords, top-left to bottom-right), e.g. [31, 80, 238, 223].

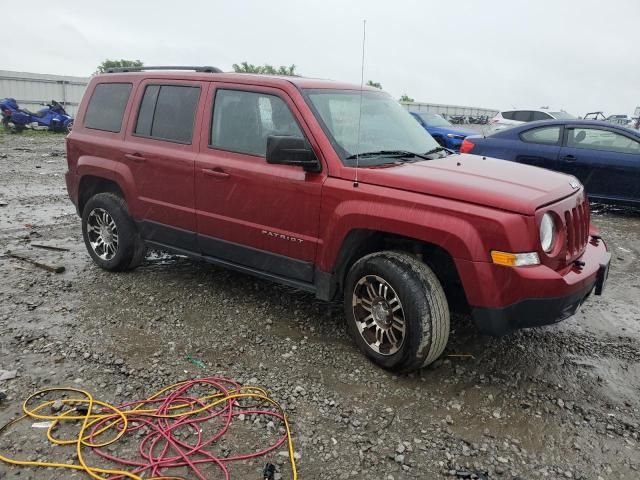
[490, 108, 575, 131]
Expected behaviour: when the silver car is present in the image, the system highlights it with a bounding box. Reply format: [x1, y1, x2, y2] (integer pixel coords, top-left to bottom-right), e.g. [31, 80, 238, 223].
[490, 108, 575, 131]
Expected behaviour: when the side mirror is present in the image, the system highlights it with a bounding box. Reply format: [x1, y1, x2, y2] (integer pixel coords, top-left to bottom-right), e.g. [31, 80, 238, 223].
[266, 136, 321, 173]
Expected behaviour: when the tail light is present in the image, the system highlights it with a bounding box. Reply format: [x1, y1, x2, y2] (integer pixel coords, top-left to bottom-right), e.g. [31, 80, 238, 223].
[460, 139, 475, 154]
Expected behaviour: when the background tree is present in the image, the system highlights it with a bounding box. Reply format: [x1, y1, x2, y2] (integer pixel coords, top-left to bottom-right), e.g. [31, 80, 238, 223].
[366, 80, 382, 89]
[232, 62, 298, 76]
[95, 59, 144, 74]
[399, 94, 414, 102]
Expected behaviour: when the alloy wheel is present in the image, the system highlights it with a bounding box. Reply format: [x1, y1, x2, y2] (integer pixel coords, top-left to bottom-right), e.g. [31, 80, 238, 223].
[86, 208, 119, 260]
[352, 274, 406, 355]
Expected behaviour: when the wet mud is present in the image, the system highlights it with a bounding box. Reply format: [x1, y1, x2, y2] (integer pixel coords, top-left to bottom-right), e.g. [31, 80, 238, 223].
[0, 132, 638, 479]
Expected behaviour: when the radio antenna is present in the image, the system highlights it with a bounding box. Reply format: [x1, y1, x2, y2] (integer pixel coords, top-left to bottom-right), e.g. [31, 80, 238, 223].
[354, 19, 366, 188]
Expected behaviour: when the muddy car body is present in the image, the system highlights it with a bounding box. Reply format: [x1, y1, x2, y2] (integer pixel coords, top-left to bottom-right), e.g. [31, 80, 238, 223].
[65, 67, 611, 371]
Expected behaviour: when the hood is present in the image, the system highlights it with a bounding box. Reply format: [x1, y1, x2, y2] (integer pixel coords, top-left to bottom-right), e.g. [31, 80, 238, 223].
[354, 154, 578, 214]
[427, 125, 476, 137]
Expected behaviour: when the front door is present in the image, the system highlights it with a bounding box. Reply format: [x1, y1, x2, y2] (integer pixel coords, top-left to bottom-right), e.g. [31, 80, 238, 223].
[124, 80, 204, 249]
[558, 126, 640, 202]
[194, 83, 325, 283]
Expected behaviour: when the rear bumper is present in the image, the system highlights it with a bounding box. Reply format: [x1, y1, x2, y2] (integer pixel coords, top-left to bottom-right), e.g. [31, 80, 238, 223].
[465, 238, 610, 336]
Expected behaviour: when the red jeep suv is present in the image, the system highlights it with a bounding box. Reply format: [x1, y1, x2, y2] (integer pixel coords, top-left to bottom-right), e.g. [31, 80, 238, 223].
[65, 66, 610, 371]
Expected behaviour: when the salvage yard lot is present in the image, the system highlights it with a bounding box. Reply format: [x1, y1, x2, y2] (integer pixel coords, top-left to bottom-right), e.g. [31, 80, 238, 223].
[0, 132, 639, 479]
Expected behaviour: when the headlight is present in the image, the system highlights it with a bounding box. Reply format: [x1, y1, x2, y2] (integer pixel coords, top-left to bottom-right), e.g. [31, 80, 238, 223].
[540, 213, 556, 253]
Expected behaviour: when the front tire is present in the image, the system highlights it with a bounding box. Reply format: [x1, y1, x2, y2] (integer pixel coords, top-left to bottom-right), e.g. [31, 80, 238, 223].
[81, 193, 145, 271]
[344, 251, 450, 372]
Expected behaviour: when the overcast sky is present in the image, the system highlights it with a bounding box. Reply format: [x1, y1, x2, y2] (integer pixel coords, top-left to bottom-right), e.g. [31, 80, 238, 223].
[3, 0, 638, 116]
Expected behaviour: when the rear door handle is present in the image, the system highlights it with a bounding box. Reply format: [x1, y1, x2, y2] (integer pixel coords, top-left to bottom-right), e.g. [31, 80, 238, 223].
[124, 153, 146, 163]
[202, 168, 230, 178]
[561, 155, 577, 162]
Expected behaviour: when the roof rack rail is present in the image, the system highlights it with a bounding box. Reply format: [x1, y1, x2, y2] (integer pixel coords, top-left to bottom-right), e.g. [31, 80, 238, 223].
[105, 66, 223, 73]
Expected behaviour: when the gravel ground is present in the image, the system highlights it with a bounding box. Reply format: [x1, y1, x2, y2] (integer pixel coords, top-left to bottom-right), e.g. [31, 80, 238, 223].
[0, 132, 639, 480]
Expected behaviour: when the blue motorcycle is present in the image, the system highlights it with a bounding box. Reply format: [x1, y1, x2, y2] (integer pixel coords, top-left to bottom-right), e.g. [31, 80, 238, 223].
[1, 98, 74, 133]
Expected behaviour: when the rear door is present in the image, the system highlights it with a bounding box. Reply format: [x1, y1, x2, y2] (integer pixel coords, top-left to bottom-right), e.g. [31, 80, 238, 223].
[123, 79, 204, 250]
[194, 83, 325, 284]
[558, 125, 640, 202]
[514, 124, 563, 169]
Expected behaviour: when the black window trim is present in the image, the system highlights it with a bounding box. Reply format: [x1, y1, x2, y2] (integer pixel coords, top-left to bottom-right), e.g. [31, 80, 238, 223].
[84, 82, 133, 133]
[562, 124, 640, 153]
[207, 87, 308, 158]
[519, 125, 564, 146]
[132, 82, 201, 145]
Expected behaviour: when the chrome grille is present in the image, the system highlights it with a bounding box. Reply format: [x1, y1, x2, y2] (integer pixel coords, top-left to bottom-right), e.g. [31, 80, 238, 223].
[565, 197, 590, 261]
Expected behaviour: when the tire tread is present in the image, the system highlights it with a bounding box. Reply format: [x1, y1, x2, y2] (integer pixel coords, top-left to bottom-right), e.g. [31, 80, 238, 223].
[344, 250, 450, 371]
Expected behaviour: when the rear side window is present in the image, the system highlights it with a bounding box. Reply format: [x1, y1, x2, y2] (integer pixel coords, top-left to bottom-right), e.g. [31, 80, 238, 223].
[135, 85, 200, 143]
[531, 111, 552, 121]
[520, 126, 561, 145]
[210, 89, 303, 156]
[513, 110, 532, 122]
[84, 83, 132, 132]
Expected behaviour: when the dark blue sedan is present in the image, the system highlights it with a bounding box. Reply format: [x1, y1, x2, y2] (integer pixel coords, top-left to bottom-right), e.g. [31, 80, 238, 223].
[409, 112, 476, 151]
[461, 120, 640, 206]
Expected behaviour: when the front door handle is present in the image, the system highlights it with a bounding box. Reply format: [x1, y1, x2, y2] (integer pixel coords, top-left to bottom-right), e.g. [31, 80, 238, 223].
[202, 168, 230, 179]
[560, 155, 577, 162]
[124, 153, 146, 163]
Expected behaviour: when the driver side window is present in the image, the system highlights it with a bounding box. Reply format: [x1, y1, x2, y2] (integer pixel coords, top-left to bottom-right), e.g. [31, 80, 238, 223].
[567, 128, 640, 155]
[210, 89, 303, 157]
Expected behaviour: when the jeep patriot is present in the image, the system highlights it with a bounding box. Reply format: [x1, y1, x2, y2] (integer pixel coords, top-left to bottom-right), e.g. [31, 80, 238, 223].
[65, 66, 611, 371]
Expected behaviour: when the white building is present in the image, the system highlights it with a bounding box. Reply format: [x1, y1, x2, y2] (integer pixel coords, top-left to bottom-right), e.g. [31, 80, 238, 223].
[0, 70, 89, 117]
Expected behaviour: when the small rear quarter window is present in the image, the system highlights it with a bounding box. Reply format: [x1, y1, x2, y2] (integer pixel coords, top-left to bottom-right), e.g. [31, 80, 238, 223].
[84, 83, 132, 132]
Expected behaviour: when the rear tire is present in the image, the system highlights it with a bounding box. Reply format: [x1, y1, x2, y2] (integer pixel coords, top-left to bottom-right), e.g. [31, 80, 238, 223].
[344, 251, 450, 372]
[81, 193, 145, 271]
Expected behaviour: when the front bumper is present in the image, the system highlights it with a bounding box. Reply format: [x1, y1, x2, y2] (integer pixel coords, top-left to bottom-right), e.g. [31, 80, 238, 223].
[468, 238, 610, 336]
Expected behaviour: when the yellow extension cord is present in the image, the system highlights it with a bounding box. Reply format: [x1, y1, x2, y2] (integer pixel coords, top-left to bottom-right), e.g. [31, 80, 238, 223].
[0, 381, 297, 480]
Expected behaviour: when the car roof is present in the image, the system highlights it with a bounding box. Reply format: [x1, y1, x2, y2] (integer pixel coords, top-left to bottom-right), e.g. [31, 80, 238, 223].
[93, 71, 374, 91]
[492, 119, 640, 136]
[499, 108, 566, 113]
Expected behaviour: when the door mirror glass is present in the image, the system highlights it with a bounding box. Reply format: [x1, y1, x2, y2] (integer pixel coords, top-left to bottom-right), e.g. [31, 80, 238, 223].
[266, 135, 320, 172]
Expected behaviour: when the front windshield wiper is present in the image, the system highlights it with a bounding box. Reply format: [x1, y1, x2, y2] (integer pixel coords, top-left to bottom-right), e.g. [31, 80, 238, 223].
[423, 146, 454, 156]
[346, 150, 431, 161]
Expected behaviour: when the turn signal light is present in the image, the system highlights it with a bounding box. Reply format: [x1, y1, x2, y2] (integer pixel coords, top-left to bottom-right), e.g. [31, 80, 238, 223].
[491, 250, 540, 267]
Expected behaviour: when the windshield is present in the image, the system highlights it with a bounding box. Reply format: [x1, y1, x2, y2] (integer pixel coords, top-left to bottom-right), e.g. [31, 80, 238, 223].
[549, 111, 575, 120]
[417, 112, 452, 127]
[304, 89, 440, 166]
